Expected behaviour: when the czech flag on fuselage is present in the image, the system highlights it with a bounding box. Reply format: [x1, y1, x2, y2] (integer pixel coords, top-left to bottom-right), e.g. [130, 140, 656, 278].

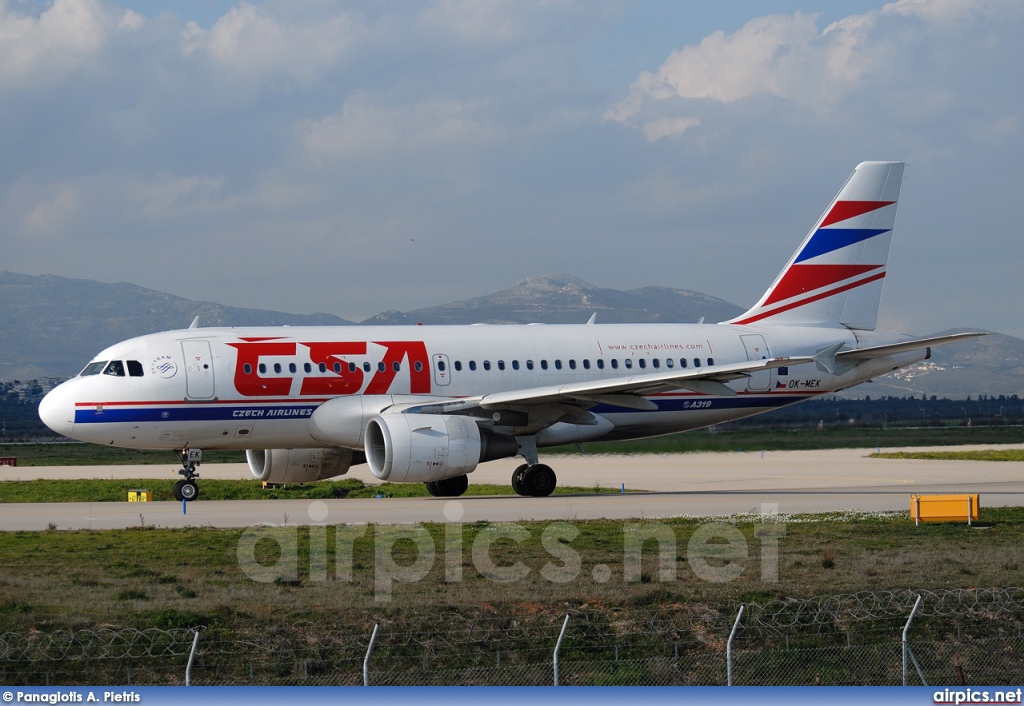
[727, 162, 905, 331]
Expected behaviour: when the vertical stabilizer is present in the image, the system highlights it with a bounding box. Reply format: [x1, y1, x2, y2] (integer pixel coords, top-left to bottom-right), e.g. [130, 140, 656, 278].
[726, 161, 905, 330]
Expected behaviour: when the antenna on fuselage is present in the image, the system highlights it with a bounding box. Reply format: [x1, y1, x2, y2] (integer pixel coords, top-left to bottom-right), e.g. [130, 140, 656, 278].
[189, 316, 200, 330]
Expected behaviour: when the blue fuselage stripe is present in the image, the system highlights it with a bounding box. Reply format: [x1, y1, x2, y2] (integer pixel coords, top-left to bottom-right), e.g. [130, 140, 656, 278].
[74, 395, 810, 424]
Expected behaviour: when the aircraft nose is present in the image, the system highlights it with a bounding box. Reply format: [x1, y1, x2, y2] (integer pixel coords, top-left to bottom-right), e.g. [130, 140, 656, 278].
[38, 383, 76, 437]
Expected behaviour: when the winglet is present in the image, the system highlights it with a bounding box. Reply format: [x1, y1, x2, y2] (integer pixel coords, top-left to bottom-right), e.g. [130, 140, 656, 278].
[814, 342, 846, 375]
[189, 316, 200, 330]
[586, 313, 597, 325]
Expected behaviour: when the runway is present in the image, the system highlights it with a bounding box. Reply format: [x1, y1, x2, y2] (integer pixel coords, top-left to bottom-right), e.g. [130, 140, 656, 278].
[2, 445, 1023, 531]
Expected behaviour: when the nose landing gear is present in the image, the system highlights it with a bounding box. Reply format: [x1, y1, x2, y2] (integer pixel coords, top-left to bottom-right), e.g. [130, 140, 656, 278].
[172, 447, 202, 502]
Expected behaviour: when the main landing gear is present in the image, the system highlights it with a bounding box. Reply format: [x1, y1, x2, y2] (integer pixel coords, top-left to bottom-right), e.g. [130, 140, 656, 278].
[172, 447, 202, 502]
[511, 463, 557, 497]
[510, 436, 557, 497]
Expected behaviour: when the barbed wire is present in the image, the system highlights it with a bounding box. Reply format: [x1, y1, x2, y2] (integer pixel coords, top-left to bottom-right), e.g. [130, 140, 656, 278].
[744, 587, 1024, 636]
[3, 588, 1022, 665]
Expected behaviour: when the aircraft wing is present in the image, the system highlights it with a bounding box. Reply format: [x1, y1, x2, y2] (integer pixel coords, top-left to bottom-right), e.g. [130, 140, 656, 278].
[835, 332, 989, 361]
[419, 354, 815, 414]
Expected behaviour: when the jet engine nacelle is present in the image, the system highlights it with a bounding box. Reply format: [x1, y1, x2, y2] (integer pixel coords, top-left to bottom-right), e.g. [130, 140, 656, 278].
[364, 413, 517, 483]
[246, 447, 354, 484]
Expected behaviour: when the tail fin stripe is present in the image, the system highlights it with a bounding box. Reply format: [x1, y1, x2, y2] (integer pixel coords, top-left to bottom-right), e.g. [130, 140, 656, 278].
[819, 200, 895, 228]
[794, 228, 891, 263]
[763, 264, 883, 305]
[731, 270, 887, 325]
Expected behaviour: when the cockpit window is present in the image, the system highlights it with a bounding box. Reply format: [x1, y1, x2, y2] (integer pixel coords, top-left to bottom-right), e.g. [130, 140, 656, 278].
[80, 361, 107, 376]
[127, 360, 144, 377]
[103, 361, 126, 377]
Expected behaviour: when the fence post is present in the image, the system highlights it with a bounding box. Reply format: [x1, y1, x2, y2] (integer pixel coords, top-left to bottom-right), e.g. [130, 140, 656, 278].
[727, 605, 744, 686]
[553, 614, 570, 686]
[363, 623, 380, 686]
[903, 595, 922, 686]
[185, 629, 201, 686]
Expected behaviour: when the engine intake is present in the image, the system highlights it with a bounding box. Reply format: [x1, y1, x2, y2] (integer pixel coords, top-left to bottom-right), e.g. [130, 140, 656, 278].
[364, 413, 517, 483]
[246, 447, 354, 484]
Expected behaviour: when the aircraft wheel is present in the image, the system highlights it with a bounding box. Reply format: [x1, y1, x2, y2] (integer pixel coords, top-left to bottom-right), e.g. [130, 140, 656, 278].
[172, 480, 185, 502]
[524, 465, 557, 497]
[523, 464, 556, 497]
[511, 464, 530, 496]
[179, 480, 199, 501]
[435, 474, 469, 497]
[425, 481, 441, 497]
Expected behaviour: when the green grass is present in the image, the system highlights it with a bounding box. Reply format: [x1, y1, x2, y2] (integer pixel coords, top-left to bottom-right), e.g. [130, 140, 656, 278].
[0, 443, 244, 466]
[873, 449, 1024, 461]
[0, 477, 635, 503]
[3, 425, 1022, 467]
[1, 507, 1023, 637]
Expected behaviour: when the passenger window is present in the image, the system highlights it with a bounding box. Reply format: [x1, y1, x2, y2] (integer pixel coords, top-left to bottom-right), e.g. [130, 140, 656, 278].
[127, 360, 144, 377]
[392, 361, 400, 372]
[666, 358, 674, 368]
[526, 360, 534, 370]
[624, 359, 632, 369]
[415, 361, 423, 372]
[289, 363, 297, 374]
[259, 363, 267, 374]
[583, 359, 590, 370]
[273, 363, 282, 374]
[611, 359, 619, 369]
[652, 359, 660, 369]
[80, 361, 108, 376]
[680, 359, 687, 368]
[364, 362, 372, 373]
[693, 358, 701, 368]
[243, 363, 253, 375]
[597, 359, 605, 370]
[333, 362, 342, 373]
[454, 361, 462, 371]
[483, 361, 491, 371]
[638, 359, 646, 369]
[555, 360, 562, 370]
[469, 361, 477, 371]
[378, 362, 386, 372]
[348, 362, 357, 373]
[569, 360, 576, 370]
[438, 361, 446, 372]
[541, 360, 549, 370]
[104, 361, 125, 377]
[303, 363, 312, 373]
[498, 360, 505, 371]
[512, 360, 520, 371]
[707, 357, 714, 366]
[319, 363, 327, 373]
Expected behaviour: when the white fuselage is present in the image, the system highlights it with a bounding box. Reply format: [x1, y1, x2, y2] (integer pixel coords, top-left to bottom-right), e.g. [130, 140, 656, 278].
[39, 321, 923, 452]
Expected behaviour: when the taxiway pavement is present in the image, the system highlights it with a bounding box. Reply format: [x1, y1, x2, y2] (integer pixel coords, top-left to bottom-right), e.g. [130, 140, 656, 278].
[2, 445, 1022, 531]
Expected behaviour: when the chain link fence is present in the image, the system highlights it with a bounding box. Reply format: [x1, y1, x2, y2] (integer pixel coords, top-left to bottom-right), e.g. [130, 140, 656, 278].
[3, 588, 1023, 686]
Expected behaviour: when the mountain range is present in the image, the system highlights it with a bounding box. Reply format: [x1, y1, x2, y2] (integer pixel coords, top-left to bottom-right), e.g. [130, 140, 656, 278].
[1, 270, 1018, 399]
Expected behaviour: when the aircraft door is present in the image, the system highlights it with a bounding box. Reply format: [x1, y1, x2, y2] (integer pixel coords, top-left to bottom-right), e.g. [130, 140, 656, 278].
[181, 340, 216, 400]
[433, 354, 451, 387]
[740, 334, 771, 392]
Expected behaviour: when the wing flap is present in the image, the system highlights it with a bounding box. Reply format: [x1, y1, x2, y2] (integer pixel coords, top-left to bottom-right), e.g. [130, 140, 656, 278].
[477, 355, 812, 410]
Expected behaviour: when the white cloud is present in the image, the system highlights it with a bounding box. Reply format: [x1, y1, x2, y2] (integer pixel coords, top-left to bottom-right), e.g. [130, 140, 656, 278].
[301, 94, 505, 161]
[0, 0, 112, 83]
[180, 2, 361, 85]
[21, 183, 82, 234]
[606, 0, 1021, 141]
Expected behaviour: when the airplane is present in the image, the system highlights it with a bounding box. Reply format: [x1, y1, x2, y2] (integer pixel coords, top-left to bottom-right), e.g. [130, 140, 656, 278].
[38, 161, 984, 501]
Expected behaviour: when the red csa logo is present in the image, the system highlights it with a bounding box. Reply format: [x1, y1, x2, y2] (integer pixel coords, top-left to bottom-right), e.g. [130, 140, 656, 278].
[228, 338, 430, 397]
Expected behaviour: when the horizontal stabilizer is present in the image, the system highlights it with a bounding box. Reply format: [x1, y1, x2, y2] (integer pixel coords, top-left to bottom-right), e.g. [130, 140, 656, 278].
[837, 332, 989, 361]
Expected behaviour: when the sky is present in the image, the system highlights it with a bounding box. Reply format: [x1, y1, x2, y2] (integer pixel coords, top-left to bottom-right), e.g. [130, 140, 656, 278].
[1, 0, 1022, 337]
